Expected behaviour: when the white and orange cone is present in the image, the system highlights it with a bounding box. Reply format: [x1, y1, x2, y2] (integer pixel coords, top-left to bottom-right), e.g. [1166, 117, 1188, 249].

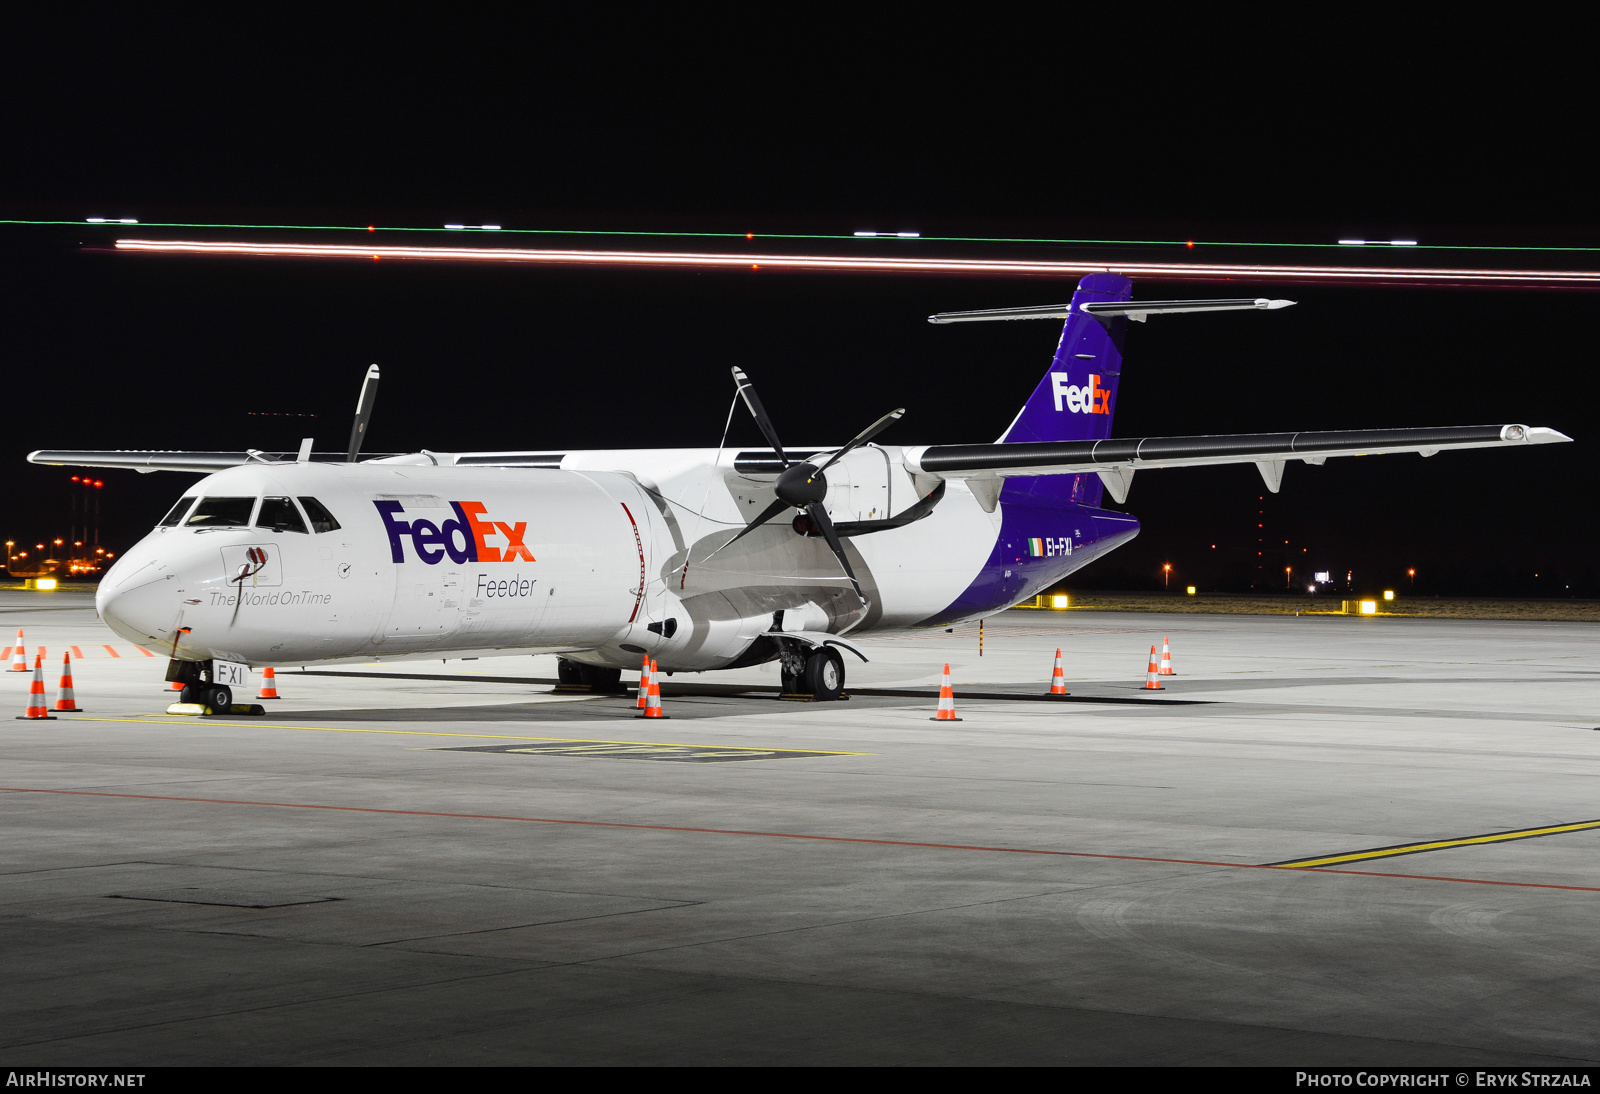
[930, 663, 962, 721]
[257, 666, 279, 699]
[635, 654, 651, 709]
[54, 651, 82, 712]
[1158, 636, 1175, 676]
[1143, 645, 1164, 690]
[637, 658, 668, 719]
[18, 657, 55, 719]
[1049, 648, 1067, 695]
[169, 679, 185, 692]
[9, 629, 26, 671]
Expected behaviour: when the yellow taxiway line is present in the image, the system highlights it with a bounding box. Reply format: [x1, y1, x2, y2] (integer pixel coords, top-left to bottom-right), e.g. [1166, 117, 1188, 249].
[1270, 819, 1600, 869]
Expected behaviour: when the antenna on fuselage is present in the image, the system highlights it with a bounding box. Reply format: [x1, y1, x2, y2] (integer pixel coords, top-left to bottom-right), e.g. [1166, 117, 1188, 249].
[346, 364, 380, 463]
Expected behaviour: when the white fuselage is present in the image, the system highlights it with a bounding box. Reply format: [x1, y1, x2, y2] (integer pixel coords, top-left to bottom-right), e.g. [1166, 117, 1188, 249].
[96, 447, 1121, 673]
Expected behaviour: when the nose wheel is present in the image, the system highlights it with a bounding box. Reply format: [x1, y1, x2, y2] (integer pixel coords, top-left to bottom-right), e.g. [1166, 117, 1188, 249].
[180, 684, 233, 710]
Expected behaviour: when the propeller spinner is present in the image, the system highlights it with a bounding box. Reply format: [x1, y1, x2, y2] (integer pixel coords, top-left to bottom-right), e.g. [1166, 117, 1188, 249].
[719, 367, 904, 603]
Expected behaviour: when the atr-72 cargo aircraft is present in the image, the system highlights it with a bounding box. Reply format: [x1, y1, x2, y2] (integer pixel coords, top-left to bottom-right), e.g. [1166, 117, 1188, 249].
[32, 274, 1568, 709]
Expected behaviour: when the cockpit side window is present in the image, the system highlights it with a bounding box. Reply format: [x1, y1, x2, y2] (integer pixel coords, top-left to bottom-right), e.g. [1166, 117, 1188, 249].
[186, 496, 257, 527]
[298, 496, 342, 534]
[257, 496, 309, 533]
[159, 497, 198, 527]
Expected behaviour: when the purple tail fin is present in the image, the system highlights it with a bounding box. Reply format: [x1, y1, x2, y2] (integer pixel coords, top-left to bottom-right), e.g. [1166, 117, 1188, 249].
[998, 272, 1133, 508]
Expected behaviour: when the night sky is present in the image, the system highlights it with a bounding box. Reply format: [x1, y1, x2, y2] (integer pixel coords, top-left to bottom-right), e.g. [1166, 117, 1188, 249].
[3, 22, 1595, 596]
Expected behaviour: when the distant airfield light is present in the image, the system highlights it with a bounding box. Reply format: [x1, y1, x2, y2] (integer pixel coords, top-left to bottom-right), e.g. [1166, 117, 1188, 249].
[1051, 594, 1069, 609]
[1340, 238, 1418, 246]
[896, 232, 920, 238]
[445, 224, 466, 230]
[480, 225, 501, 231]
[1187, 586, 1197, 596]
[35, 578, 57, 591]
[1384, 590, 1395, 600]
[854, 231, 878, 237]
[1360, 600, 1378, 614]
[86, 217, 106, 223]
[120, 218, 138, 224]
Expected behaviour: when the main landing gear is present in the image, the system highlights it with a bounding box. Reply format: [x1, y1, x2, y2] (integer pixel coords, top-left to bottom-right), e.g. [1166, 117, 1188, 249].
[556, 658, 624, 693]
[780, 645, 845, 702]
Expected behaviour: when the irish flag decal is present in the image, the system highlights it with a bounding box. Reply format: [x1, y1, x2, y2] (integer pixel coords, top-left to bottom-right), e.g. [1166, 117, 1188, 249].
[1028, 538, 1045, 557]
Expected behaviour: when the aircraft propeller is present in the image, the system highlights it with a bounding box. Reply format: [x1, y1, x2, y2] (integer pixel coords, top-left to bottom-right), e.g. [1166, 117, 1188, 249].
[717, 366, 904, 603]
[347, 364, 380, 462]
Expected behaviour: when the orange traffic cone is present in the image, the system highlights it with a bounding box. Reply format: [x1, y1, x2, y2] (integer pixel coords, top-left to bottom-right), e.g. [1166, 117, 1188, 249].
[637, 658, 668, 719]
[1143, 645, 1164, 690]
[258, 666, 279, 699]
[1049, 648, 1068, 695]
[54, 651, 82, 712]
[9, 629, 26, 671]
[930, 663, 962, 721]
[17, 657, 55, 719]
[1158, 636, 1175, 675]
[635, 654, 650, 709]
[169, 678, 185, 692]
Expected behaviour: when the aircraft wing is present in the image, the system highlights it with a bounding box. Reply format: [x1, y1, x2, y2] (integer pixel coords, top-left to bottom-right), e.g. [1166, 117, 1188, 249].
[901, 423, 1571, 503]
[26, 450, 401, 473]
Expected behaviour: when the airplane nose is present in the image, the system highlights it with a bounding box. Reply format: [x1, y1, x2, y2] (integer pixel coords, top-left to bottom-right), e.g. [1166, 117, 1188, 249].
[97, 551, 185, 648]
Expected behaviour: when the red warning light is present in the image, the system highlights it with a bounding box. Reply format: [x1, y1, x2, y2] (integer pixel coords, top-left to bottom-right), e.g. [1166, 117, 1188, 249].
[746, 232, 754, 239]
[70, 475, 78, 482]
[1186, 241, 1195, 248]
[368, 225, 375, 232]
[93, 480, 103, 488]
[751, 264, 759, 270]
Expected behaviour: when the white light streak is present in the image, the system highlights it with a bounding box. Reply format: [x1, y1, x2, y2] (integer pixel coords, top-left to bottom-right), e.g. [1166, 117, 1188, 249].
[445, 224, 465, 230]
[110, 239, 1600, 288]
[896, 232, 920, 238]
[86, 217, 106, 223]
[119, 218, 138, 224]
[854, 231, 877, 237]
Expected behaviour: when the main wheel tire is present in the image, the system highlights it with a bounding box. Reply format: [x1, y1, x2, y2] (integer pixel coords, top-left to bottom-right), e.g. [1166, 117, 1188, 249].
[208, 685, 233, 710]
[578, 664, 624, 693]
[557, 659, 583, 685]
[804, 647, 845, 701]
[180, 683, 203, 704]
[780, 669, 802, 694]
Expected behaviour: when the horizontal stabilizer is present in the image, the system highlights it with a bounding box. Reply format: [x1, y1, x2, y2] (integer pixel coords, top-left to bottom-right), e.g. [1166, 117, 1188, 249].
[928, 297, 1294, 325]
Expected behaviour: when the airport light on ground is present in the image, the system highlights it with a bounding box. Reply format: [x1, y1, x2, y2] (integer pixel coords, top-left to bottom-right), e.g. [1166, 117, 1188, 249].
[1051, 594, 1069, 609]
[1187, 586, 1197, 596]
[1384, 590, 1395, 601]
[34, 578, 56, 590]
[1361, 600, 1377, 614]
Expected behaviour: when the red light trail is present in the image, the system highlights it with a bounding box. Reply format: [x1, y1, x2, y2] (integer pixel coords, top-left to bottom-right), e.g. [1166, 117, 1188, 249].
[113, 238, 1600, 288]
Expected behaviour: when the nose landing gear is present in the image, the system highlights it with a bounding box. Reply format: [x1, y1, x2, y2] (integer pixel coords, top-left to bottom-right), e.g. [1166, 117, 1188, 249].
[178, 683, 233, 710]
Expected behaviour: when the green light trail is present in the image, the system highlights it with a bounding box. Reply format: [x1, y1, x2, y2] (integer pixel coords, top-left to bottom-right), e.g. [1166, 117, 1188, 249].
[3, 218, 1598, 253]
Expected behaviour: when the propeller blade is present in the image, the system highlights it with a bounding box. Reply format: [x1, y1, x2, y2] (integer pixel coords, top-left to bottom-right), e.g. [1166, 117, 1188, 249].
[806, 503, 865, 603]
[813, 407, 905, 476]
[730, 367, 787, 469]
[710, 496, 792, 556]
[346, 363, 380, 463]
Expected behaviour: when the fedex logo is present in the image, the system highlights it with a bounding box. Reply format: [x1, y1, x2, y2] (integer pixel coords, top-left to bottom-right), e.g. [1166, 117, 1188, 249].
[1050, 373, 1111, 415]
[373, 501, 535, 566]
